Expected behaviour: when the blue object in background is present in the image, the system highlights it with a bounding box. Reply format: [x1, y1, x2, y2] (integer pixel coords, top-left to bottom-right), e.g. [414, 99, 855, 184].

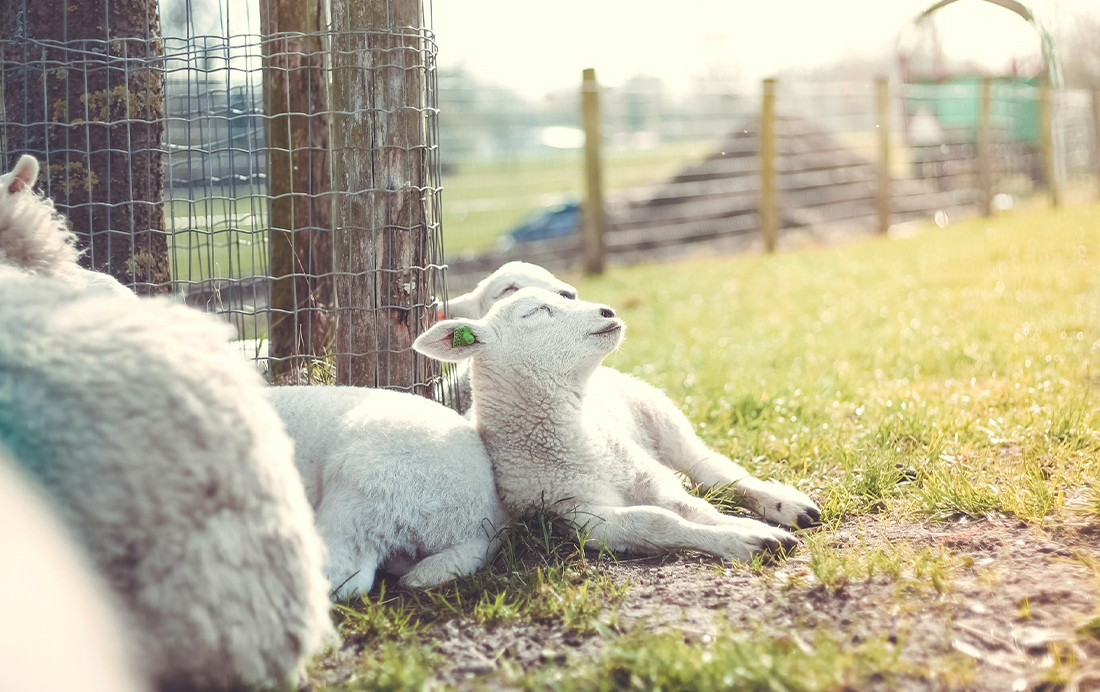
[505, 202, 581, 246]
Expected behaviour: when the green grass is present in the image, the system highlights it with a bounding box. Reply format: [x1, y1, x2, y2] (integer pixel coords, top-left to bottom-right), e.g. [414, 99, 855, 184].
[518, 625, 974, 692]
[587, 202, 1100, 524]
[316, 201, 1100, 690]
[334, 509, 628, 648]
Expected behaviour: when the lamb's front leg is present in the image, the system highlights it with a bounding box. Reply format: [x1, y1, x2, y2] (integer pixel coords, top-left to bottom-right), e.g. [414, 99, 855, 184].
[639, 468, 799, 549]
[636, 391, 821, 528]
[563, 503, 795, 563]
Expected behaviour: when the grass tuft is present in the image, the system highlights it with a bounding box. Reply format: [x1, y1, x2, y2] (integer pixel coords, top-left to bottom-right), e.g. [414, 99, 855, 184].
[336, 507, 629, 651]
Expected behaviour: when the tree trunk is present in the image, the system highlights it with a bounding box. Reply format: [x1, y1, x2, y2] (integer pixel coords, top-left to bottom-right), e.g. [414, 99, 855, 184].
[1, 0, 169, 294]
[260, 0, 334, 383]
[330, 0, 438, 393]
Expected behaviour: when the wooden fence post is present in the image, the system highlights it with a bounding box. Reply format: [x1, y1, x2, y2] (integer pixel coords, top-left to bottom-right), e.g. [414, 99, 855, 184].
[977, 76, 993, 217]
[760, 77, 778, 253]
[581, 68, 606, 275]
[261, 0, 333, 383]
[330, 0, 435, 391]
[875, 76, 891, 233]
[1039, 83, 1060, 208]
[1092, 88, 1100, 200]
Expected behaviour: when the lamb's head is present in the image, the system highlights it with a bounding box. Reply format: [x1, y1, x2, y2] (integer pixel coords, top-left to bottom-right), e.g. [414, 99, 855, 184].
[0, 155, 80, 276]
[447, 261, 578, 319]
[416, 287, 622, 387]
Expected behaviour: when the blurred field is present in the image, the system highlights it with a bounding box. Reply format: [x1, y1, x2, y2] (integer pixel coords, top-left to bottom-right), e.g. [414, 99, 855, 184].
[163, 140, 715, 282]
[442, 139, 714, 256]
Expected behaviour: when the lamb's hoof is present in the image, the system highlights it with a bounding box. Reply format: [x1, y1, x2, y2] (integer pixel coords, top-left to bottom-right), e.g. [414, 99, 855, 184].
[795, 505, 821, 529]
[748, 526, 799, 563]
[767, 530, 799, 556]
[757, 481, 822, 530]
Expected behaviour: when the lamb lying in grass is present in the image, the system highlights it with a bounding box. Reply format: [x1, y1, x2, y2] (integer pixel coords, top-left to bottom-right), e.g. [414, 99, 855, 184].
[0, 155, 134, 298]
[415, 288, 802, 562]
[446, 262, 820, 529]
[0, 156, 331, 689]
[267, 385, 504, 598]
[0, 448, 146, 692]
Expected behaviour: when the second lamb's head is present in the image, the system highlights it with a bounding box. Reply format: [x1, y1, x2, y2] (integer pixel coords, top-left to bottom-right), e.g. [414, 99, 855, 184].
[447, 261, 578, 319]
[0, 155, 135, 299]
[0, 155, 80, 277]
[416, 287, 623, 389]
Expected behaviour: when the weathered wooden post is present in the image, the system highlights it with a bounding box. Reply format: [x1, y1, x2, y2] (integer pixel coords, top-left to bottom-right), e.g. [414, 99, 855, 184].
[1092, 89, 1100, 200]
[0, 0, 169, 293]
[581, 68, 607, 275]
[261, 0, 334, 382]
[760, 77, 778, 253]
[330, 0, 437, 391]
[1039, 82, 1060, 208]
[875, 76, 891, 233]
[977, 76, 994, 217]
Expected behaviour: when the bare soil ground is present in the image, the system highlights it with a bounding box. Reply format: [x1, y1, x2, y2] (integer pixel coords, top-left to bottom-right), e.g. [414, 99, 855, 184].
[313, 513, 1100, 691]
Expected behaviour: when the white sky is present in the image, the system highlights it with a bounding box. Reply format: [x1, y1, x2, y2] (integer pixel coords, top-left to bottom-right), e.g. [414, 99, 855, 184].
[431, 0, 1100, 96]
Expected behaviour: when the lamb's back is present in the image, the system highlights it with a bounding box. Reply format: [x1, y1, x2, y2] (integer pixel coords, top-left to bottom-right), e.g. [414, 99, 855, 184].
[271, 385, 503, 549]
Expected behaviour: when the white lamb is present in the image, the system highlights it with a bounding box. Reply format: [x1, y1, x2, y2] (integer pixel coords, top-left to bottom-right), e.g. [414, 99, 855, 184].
[266, 385, 505, 599]
[0, 159, 332, 689]
[446, 262, 820, 529]
[414, 288, 806, 562]
[0, 447, 146, 692]
[0, 154, 134, 298]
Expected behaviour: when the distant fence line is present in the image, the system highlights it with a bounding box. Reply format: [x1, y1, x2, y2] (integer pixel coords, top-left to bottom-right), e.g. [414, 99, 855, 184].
[442, 72, 1100, 287]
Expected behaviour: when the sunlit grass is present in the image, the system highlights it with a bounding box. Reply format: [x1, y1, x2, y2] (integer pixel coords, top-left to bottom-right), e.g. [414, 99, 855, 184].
[590, 203, 1100, 525]
[518, 621, 974, 692]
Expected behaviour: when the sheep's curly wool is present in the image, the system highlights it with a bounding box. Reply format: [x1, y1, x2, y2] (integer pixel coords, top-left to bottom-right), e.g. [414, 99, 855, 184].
[0, 155, 133, 298]
[0, 270, 333, 689]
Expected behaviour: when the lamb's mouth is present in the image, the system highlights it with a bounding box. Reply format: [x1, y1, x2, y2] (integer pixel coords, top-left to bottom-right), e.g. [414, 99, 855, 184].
[590, 323, 622, 336]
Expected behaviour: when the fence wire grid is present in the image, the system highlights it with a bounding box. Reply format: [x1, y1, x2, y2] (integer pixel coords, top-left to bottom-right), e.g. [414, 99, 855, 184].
[0, 0, 448, 394]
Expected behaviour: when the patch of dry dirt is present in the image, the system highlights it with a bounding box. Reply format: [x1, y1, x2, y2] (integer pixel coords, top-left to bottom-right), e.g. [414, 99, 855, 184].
[603, 515, 1100, 691]
[316, 515, 1100, 691]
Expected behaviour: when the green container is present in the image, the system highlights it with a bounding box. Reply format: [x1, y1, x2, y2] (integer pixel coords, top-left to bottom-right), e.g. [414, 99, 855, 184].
[904, 76, 1041, 146]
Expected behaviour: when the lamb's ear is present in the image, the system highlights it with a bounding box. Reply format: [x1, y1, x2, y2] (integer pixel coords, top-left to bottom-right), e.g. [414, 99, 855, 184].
[5, 155, 39, 194]
[446, 291, 480, 319]
[413, 319, 492, 362]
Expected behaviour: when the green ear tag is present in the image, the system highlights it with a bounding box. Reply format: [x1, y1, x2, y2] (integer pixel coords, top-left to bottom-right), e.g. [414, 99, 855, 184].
[452, 325, 477, 347]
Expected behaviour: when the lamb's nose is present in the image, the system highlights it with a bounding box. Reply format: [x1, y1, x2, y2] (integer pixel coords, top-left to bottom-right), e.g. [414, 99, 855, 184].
[599, 307, 615, 319]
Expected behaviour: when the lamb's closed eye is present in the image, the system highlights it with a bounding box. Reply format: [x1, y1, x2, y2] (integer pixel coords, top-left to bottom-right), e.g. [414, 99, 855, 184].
[521, 305, 552, 318]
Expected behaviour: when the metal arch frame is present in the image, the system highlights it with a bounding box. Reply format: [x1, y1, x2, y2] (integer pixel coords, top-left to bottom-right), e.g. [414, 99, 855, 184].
[899, 0, 1061, 87]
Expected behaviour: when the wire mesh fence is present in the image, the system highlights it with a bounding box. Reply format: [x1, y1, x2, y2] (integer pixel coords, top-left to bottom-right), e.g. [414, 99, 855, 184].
[0, 0, 447, 393]
[440, 75, 1100, 286]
